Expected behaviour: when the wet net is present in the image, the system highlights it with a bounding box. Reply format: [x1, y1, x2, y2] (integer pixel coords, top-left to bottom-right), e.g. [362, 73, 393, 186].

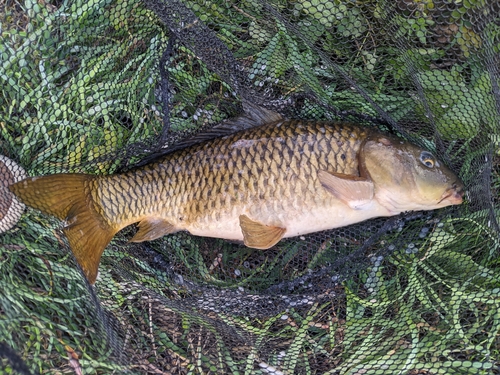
[1, 0, 499, 373]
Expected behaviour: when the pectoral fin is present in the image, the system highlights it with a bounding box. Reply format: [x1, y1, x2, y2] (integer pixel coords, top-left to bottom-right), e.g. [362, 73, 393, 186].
[239, 215, 286, 249]
[130, 218, 177, 242]
[318, 170, 374, 210]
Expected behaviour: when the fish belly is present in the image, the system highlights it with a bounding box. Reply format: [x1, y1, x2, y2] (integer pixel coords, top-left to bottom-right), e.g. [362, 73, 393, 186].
[184, 197, 391, 242]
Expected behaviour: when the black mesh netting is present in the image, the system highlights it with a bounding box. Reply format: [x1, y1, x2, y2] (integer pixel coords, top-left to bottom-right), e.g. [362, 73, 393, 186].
[1, 0, 499, 373]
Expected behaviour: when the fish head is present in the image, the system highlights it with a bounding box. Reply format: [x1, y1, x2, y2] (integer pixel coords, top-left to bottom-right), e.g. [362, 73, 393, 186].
[361, 135, 464, 213]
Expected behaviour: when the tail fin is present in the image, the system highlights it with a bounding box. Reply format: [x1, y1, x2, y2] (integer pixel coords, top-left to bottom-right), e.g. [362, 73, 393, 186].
[10, 174, 118, 284]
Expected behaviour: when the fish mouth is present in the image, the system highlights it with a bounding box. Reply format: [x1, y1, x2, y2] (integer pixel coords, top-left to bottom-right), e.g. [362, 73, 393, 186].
[438, 181, 465, 205]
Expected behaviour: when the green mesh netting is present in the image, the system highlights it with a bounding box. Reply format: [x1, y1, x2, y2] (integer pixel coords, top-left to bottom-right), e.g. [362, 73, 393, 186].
[0, 0, 499, 374]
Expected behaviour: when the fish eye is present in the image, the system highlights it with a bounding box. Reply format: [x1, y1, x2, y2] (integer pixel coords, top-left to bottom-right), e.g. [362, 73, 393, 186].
[420, 151, 435, 168]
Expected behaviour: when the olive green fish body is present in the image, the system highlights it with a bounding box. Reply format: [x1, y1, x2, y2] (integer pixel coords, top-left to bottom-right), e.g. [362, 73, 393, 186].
[93, 120, 373, 242]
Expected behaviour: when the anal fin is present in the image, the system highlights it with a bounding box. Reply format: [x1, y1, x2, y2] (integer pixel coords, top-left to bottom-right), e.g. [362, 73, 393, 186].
[130, 218, 177, 242]
[239, 215, 286, 249]
[318, 170, 374, 210]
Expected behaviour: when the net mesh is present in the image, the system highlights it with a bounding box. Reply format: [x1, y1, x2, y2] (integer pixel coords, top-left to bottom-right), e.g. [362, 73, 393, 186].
[1, 0, 499, 373]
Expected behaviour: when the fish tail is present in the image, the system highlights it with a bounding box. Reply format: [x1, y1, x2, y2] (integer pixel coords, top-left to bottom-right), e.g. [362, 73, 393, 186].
[9, 174, 118, 284]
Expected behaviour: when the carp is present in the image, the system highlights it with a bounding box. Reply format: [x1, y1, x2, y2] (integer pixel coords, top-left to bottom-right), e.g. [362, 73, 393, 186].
[7, 104, 464, 283]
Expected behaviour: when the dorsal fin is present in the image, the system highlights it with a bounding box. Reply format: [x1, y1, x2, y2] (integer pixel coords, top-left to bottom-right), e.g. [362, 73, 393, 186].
[176, 101, 284, 146]
[131, 101, 284, 168]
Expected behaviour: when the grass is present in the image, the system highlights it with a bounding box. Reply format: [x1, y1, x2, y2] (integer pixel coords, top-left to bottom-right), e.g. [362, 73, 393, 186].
[339, 216, 500, 374]
[1, 0, 169, 173]
[0, 215, 127, 373]
[1, 0, 499, 374]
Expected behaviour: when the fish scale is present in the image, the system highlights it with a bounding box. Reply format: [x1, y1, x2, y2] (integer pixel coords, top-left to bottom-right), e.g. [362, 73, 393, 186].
[91, 120, 366, 234]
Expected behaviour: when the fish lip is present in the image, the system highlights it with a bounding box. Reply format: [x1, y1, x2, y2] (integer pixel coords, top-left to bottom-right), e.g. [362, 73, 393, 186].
[438, 182, 464, 205]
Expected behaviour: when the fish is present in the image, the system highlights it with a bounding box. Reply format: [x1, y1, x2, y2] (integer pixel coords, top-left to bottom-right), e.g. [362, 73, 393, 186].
[7, 104, 464, 284]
